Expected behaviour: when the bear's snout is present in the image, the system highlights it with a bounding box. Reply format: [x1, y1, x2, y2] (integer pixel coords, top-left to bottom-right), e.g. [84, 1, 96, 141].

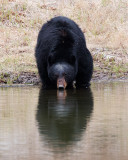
[57, 77, 67, 89]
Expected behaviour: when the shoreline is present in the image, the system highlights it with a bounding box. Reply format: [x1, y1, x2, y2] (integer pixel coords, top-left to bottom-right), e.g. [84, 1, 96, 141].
[0, 74, 128, 88]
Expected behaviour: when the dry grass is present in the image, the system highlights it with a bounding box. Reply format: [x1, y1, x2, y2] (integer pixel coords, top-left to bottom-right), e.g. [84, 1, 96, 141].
[0, 0, 128, 83]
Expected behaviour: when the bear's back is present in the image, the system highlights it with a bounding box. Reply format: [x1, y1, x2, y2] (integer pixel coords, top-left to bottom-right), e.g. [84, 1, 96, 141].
[40, 16, 84, 41]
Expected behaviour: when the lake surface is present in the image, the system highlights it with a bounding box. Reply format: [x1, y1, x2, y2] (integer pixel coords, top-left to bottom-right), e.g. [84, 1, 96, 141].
[0, 82, 128, 160]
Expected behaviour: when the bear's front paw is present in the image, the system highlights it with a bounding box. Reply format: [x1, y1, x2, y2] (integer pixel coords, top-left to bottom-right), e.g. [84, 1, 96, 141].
[76, 83, 90, 89]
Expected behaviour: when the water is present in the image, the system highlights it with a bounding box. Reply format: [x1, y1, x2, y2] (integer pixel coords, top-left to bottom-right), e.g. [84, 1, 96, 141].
[0, 82, 128, 160]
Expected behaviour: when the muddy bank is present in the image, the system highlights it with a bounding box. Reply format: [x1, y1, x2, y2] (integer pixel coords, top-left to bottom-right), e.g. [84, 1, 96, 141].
[0, 70, 128, 87]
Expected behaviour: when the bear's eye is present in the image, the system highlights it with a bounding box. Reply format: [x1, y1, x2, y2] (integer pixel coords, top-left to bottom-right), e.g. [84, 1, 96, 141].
[54, 74, 58, 78]
[63, 73, 67, 77]
[70, 55, 76, 65]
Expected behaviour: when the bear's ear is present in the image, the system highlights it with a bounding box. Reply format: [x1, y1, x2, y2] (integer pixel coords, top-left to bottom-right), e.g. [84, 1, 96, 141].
[70, 55, 76, 65]
[48, 55, 54, 66]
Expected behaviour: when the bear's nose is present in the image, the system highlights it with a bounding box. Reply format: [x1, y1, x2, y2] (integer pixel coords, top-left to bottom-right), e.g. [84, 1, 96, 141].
[58, 79, 64, 89]
[59, 85, 64, 90]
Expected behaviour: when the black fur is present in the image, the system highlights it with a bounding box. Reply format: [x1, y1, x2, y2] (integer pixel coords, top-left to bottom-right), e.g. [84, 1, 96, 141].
[35, 16, 93, 89]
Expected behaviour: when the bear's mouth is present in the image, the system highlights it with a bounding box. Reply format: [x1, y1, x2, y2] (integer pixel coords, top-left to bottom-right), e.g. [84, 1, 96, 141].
[57, 77, 67, 89]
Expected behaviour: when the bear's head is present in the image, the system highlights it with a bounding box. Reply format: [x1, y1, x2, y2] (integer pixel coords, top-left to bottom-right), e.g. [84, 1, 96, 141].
[47, 54, 77, 89]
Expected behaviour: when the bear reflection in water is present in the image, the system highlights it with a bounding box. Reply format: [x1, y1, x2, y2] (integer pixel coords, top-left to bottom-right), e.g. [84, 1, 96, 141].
[36, 88, 93, 147]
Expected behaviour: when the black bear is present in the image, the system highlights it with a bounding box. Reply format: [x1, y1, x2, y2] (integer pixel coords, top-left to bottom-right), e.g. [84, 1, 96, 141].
[35, 16, 93, 89]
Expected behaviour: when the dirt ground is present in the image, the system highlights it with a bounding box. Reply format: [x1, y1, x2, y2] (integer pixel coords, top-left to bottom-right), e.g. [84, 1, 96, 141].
[0, 0, 128, 86]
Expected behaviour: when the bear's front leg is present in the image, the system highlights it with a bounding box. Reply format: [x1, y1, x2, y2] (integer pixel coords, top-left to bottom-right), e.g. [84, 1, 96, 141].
[75, 68, 92, 89]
